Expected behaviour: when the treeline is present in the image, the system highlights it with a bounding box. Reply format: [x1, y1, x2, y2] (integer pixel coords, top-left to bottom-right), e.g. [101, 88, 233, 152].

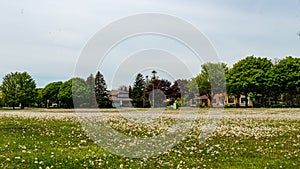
[129, 72, 188, 108]
[190, 55, 300, 107]
[0, 71, 111, 109]
[0, 55, 299, 109]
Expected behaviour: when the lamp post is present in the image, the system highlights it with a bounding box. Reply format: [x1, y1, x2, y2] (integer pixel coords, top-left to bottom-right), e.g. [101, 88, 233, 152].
[151, 70, 157, 79]
[151, 70, 157, 108]
[152, 83, 155, 108]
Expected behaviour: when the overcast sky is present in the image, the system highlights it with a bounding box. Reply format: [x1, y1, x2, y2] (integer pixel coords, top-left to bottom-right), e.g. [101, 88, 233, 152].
[0, 0, 300, 89]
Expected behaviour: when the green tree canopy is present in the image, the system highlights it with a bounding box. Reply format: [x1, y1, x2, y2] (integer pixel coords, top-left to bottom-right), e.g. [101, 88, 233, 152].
[267, 56, 300, 106]
[72, 77, 91, 108]
[226, 55, 272, 106]
[36, 88, 43, 108]
[131, 73, 146, 107]
[95, 71, 111, 108]
[0, 72, 37, 109]
[86, 73, 96, 107]
[189, 62, 227, 103]
[42, 81, 62, 105]
[145, 78, 172, 107]
[58, 79, 73, 108]
[58, 77, 91, 108]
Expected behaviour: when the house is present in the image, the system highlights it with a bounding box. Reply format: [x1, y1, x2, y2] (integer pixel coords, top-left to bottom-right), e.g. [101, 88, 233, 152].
[189, 94, 210, 107]
[109, 90, 132, 108]
[212, 93, 226, 107]
[190, 93, 263, 107]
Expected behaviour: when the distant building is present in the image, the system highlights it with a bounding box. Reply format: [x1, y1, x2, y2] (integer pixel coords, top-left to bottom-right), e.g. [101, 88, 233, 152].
[190, 93, 263, 107]
[190, 95, 209, 107]
[109, 90, 132, 108]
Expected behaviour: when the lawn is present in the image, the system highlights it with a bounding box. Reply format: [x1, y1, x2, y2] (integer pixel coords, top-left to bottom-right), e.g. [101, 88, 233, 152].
[0, 108, 299, 168]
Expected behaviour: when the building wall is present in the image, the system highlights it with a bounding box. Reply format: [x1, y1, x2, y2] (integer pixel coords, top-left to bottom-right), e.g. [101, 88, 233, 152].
[192, 94, 255, 107]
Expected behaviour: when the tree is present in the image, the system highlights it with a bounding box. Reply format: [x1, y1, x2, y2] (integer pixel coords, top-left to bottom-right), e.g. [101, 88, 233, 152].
[267, 56, 300, 107]
[190, 73, 211, 99]
[58, 79, 73, 108]
[145, 79, 172, 107]
[202, 62, 227, 95]
[95, 71, 111, 108]
[0, 72, 37, 109]
[128, 86, 132, 98]
[118, 85, 128, 91]
[131, 73, 146, 107]
[174, 79, 189, 98]
[58, 77, 91, 108]
[72, 77, 91, 108]
[86, 74, 96, 107]
[0, 90, 3, 107]
[42, 81, 62, 107]
[86, 74, 95, 91]
[189, 62, 227, 105]
[226, 56, 272, 107]
[36, 88, 43, 108]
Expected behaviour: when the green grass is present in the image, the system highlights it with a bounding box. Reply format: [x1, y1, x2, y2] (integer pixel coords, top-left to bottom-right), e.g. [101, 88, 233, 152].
[0, 109, 299, 168]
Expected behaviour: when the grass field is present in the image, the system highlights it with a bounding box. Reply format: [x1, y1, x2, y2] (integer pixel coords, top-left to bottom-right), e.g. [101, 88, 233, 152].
[0, 108, 299, 168]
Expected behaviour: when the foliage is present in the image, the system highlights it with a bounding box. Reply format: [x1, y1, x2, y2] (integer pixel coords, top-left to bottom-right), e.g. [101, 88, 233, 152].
[190, 73, 210, 98]
[248, 92, 255, 102]
[226, 56, 272, 106]
[86, 74, 96, 107]
[36, 88, 43, 108]
[58, 79, 73, 108]
[267, 56, 300, 107]
[131, 73, 146, 107]
[128, 86, 132, 98]
[174, 79, 189, 99]
[181, 94, 189, 107]
[145, 79, 172, 105]
[189, 62, 227, 104]
[0, 72, 37, 109]
[174, 98, 182, 108]
[0, 98, 3, 108]
[144, 78, 186, 107]
[118, 85, 128, 91]
[42, 81, 62, 106]
[72, 77, 91, 108]
[202, 62, 227, 95]
[95, 71, 111, 108]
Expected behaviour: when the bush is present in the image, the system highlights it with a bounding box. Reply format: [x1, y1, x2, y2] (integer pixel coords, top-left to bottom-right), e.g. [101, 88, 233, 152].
[271, 103, 284, 108]
[174, 98, 182, 108]
[198, 102, 207, 108]
[224, 103, 240, 108]
[225, 104, 235, 108]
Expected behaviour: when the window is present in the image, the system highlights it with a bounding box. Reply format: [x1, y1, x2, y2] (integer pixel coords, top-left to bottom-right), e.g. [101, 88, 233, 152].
[240, 98, 248, 104]
[118, 93, 129, 98]
[228, 97, 235, 104]
[220, 98, 225, 105]
[212, 98, 217, 104]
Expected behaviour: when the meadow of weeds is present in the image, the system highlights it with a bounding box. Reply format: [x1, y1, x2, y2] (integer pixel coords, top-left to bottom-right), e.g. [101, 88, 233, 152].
[0, 108, 299, 168]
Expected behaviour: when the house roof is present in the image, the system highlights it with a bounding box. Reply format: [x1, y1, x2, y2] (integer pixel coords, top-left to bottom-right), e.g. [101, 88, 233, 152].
[109, 90, 132, 101]
[195, 95, 209, 100]
[109, 90, 129, 96]
[111, 96, 132, 101]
